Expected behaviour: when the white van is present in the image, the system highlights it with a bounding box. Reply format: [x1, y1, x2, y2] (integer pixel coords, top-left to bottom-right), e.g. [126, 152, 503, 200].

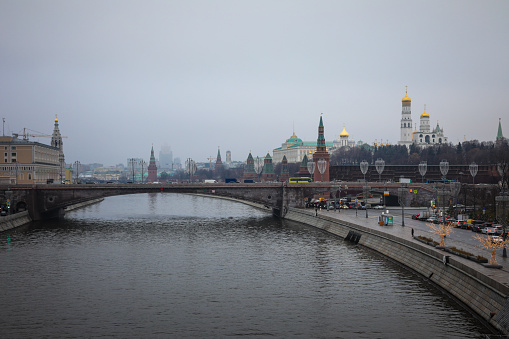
[204, 179, 218, 183]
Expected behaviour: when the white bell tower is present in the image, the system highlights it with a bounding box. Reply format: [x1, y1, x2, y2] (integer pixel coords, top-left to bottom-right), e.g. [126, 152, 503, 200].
[399, 86, 413, 148]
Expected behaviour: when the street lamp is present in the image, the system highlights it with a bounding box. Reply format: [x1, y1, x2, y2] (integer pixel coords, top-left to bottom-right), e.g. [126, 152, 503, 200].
[418, 161, 427, 183]
[139, 160, 146, 183]
[185, 158, 196, 182]
[74, 161, 81, 184]
[254, 157, 264, 181]
[469, 162, 478, 185]
[128, 158, 136, 183]
[317, 158, 326, 182]
[375, 158, 385, 182]
[360, 160, 369, 218]
[440, 159, 449, 225]
[307, 161, 315, 180]
[360, 160, 369, 182]
[398, 184, 407, 226]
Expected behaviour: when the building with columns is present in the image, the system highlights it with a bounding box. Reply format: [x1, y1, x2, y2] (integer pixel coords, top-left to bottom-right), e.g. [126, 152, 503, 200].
[272, 132, 334, 164]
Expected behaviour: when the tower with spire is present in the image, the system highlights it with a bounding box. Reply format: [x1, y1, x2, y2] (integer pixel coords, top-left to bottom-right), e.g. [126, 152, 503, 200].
[215, 147, 223, 170]
[242, 152, 257, 182]
[496, 118, 505, 144]
[398, 87, 413, 148]
[147, 145, 158, 182]
[261, 152, 275, 182]
[51, 115, 65, 181]
[279, 155, 290, 182]
[312, 113, 330, 181]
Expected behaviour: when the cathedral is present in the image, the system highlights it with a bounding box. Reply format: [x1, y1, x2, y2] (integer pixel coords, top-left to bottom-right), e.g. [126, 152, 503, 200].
[398, 88, 448, 148]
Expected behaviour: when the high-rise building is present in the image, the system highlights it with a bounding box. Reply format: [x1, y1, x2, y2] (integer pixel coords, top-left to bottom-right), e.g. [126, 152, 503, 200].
[159, 143, 173, 170]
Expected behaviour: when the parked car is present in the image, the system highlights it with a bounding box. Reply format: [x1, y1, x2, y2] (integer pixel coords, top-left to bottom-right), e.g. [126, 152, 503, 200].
[461, 222, 473, 230]
[472, 222, 492, 233]
[411, 214, 419, 220]
[452, 220, 465, 228]
[374, 205, 386, 210]
[483, 225, 504, 235]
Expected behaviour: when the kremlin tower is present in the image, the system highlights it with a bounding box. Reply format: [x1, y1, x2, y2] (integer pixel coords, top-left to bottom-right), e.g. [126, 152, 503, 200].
[312, 114, 330, 182]
[147, 145, 158, 182]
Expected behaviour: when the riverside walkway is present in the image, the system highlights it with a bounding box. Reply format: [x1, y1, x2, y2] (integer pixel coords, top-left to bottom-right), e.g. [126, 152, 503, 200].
[317, 207, 509, 288]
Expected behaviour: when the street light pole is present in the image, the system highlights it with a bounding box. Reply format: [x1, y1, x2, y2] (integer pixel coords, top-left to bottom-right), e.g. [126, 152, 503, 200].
[360, 160, 369, 218]
[440, 159, 449, 225]
[74, 161, 80, 184]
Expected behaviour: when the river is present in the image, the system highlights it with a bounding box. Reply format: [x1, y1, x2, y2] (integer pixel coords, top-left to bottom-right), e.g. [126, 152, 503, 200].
[0, 193, 496, 338]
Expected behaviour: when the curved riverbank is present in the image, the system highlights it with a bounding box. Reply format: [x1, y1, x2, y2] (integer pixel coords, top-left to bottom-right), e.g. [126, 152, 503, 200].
[0, 198, 105, 233]
[283, 207, 509, 335]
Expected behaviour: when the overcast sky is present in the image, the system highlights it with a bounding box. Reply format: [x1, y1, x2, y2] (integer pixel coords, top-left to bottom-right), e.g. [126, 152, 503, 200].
[1, 0, 508, 166]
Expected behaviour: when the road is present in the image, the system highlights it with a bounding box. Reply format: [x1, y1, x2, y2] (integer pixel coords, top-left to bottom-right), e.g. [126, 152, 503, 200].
[317, 206, 509, 270]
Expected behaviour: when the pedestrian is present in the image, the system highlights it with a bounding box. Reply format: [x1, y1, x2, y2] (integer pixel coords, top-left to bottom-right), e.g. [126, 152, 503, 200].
[315, 207, 318, 216]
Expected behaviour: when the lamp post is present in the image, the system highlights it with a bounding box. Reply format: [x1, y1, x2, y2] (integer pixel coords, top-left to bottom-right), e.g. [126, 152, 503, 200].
[398, 184, 407, 226]
[469, 162, 478, 185]
[360, 160, 369, 218]
[139, 160, 146, 183]
[418, 161, 427, 183]
[307, 161, 315, 179]
[185, 158, 196, 182]
[375, 158, 385, 183]
[440, 159, 449, 225]
[128, 158, 136, 183]
[317, 158, 326, 182]
[254, 156, 264, 181]
[360, 160, 368, 182]
[497, 163, 508, 257]
[74, 161, 81, 184]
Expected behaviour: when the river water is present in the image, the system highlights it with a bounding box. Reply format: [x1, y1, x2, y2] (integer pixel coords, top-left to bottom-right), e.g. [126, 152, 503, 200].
[0, 193, 496, 338]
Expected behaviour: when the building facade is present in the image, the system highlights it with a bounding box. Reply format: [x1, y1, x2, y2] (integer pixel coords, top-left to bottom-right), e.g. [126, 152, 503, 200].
[273, 132, 334, 164]
[0, 118, 64, 184]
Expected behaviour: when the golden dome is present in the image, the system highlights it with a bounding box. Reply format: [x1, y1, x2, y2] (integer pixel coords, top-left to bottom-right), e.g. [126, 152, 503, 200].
[340, 127, 349, 138]
[54, 114, 58, 122]
[402, 91, 411, 102]
[290, 132, 298, 139]
[420, 105, 429, 118]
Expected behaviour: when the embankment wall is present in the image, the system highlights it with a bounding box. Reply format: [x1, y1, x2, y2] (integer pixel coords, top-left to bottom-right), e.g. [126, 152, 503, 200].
[284, 207, 509, 335]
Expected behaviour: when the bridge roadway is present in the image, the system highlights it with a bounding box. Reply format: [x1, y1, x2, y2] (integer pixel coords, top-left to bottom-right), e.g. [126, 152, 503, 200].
[2, 181, 437, 221]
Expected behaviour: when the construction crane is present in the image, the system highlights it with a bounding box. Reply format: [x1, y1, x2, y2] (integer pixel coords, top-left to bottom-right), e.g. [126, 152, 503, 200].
[13, 128, 67, 140]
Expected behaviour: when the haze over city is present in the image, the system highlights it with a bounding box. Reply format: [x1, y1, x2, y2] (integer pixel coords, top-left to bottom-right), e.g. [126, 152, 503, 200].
[1, 0, 508, 165]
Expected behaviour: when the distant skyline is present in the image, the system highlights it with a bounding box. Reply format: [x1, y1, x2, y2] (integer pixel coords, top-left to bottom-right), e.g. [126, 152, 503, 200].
[1, 0, 508, 165]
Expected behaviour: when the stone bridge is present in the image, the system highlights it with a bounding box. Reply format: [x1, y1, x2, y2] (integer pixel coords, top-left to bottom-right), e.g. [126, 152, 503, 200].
[0, 182, 440, 220]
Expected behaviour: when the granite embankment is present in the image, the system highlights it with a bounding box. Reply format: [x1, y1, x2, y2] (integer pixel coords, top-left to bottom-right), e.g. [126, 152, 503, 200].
[0, 198, 104, 232]
[284, 207, 509, 335]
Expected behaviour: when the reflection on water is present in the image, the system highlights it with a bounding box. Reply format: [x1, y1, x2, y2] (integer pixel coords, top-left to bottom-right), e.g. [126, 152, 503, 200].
[0, 193, 495, 338]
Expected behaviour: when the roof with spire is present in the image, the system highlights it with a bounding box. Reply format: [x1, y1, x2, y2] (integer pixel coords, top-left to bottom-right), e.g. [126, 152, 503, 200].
[497, 118, 504, 140]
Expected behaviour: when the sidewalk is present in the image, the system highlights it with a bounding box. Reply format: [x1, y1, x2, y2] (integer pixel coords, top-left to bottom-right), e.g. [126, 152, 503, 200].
[318, 207, 509, 287]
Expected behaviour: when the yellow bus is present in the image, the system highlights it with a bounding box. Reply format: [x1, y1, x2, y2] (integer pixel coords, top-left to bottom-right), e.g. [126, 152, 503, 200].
[289, 177, 312, 183]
